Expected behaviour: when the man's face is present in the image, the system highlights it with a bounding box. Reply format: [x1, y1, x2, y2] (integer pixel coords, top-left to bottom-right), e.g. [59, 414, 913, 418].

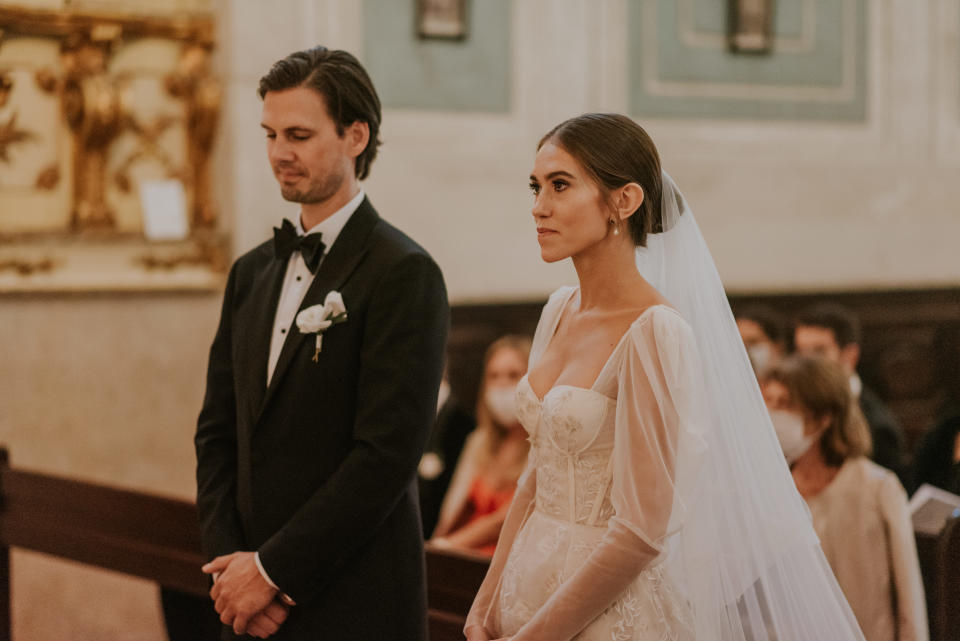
[260, 87, 359, 205]
[794, 325, 841, 362]
[794, 324, 859, 375]
[738, 319, 775, 351]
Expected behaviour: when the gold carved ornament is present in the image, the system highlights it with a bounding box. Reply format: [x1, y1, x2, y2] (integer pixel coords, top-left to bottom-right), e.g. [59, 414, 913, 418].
[0, 6, 225, 290]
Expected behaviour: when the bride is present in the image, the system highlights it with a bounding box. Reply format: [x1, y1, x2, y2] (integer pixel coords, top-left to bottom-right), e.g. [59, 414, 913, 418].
[464, 114, 866, 640]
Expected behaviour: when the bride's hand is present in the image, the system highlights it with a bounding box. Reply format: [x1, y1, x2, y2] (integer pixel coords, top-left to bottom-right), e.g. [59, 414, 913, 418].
[464, 625, 491, 641]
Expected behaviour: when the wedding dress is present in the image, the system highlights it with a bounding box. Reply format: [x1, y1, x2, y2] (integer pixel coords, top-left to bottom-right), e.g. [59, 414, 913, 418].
[494, 287, 698, 640]
[465, 172, 866, 641]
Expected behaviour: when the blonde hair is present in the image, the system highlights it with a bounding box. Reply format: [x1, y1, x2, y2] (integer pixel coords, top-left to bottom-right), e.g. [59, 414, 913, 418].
[474, 335, 532, 464]
[767, 355, 872, 466]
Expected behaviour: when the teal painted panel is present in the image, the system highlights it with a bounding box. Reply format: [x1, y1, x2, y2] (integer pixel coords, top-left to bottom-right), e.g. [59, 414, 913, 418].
[692, 0, 804, 38]
[628, 0, 867, 121]
[662, 1, 845, 85]
[364, 0, 511, 112]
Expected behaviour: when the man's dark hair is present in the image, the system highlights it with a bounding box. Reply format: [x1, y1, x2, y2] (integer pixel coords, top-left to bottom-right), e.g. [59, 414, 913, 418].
[258, 46, 382, 180]
[735, 304, 789, 346]
[796, 302, 862, 348]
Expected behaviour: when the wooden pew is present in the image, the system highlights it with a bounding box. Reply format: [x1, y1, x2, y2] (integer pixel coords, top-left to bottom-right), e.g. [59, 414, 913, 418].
[0, 448, 208, 640]
[0, 449, 489, 640]
[916, 515, 960, 641]
[425, 543, 490, 641]
[1, 447, 956, 641]
[937, 515, 960, 641]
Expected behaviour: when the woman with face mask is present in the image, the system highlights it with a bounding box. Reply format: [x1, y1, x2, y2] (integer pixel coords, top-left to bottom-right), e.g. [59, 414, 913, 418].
[431, 335, 532, 555]
[764, 355, 928, 641]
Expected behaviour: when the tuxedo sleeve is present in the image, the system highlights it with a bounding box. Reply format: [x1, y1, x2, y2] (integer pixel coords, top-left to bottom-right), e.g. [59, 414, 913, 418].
[257, 251, 449, 600]
[195, 261, 245, 560]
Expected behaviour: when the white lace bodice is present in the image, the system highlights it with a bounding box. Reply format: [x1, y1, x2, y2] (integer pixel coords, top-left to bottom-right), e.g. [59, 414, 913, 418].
[517, 376, 617, 527]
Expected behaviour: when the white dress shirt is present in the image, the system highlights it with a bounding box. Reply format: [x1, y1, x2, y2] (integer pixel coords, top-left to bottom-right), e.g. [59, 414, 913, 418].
[266, 189, 365, 386]
[255, 189, 365, 597]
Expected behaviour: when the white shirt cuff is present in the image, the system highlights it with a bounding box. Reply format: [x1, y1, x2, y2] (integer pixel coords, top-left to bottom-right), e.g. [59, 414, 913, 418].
[254, 551, 281, 591]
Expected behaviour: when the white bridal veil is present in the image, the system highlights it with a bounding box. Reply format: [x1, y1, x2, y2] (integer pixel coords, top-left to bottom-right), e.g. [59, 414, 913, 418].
[640, 172, 866, 640]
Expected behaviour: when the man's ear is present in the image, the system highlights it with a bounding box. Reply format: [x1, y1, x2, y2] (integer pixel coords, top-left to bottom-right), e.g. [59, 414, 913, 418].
[615, 183, 644, 223]
[839, 343, 860, 373]
[345, 121, 370, 159]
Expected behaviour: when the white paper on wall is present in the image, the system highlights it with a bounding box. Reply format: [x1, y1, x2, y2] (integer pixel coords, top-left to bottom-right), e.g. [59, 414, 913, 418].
[139, 179, 189, 241]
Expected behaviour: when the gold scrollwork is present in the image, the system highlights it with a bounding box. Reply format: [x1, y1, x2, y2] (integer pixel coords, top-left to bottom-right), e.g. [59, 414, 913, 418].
[0, 6, 223, 292]
[0, 6, 219, 234]
[137, 240, 226, 272]
[113, 113, 181, 193]
[0, 257, 56, 275]
[61, 32, 127, 229]
[0, 111, 36, 164]
[34, 68, 60, 94]
[166, 43, 221, 228]
[35, 164, 60, 190]
[0, 71, 12, 107]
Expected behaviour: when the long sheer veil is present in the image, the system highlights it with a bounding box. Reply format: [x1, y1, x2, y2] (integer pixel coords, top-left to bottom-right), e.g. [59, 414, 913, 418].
[643, 172, 866, 640]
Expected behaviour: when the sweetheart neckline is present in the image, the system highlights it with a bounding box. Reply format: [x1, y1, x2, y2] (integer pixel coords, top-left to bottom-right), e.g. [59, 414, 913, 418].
[525, 298, 676, 404]
[519, 373, 615, 405]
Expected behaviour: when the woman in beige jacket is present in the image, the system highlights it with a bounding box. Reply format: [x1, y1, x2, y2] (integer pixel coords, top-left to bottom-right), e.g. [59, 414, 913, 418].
[764, 354, 927, 641]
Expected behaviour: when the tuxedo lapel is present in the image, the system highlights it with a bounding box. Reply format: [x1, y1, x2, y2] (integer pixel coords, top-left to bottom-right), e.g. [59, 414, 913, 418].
[256, 198, 380, 423]
[234, 247, 288, 429]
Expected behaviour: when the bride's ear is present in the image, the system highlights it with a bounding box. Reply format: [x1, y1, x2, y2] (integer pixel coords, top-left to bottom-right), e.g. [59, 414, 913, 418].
[614, 183, 644, 223]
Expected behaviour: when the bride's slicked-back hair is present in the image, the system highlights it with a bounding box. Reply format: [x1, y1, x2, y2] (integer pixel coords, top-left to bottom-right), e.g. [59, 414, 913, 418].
[538, 113, 662, 247]
[258, 46, 382, 180]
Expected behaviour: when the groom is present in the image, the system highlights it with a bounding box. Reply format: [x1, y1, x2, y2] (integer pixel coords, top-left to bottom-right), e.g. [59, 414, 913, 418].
[195, 46, 448, 639]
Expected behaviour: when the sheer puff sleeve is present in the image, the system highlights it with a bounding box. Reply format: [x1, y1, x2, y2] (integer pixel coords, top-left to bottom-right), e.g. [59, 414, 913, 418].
[507, 306, 706, 641]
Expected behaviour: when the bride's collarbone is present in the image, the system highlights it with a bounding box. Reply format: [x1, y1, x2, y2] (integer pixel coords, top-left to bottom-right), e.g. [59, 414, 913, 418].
[530, 318, 631, 394]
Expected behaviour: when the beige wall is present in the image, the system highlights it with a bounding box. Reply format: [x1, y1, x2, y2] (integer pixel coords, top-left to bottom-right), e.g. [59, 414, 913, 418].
[221, 0, 960, 304]
[2, 0, 959, 639]
[1, 294, 220, 640]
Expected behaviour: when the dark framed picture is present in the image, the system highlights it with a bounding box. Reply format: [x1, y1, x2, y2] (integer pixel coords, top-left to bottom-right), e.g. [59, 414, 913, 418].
[416, 0, 469, 41]
[727, 0, 774, 54]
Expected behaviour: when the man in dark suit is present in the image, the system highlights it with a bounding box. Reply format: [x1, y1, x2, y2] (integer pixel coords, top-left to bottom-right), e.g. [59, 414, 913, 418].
[794, 303, 906, 481]
[195, 46, 448, 640]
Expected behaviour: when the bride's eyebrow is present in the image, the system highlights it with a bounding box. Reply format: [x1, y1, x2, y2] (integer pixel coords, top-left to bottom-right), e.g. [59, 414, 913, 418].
[530, 171, 576, 181]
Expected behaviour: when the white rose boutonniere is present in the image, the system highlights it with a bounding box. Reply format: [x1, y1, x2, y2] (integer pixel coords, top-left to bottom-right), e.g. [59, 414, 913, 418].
[296, 291, 347, 362]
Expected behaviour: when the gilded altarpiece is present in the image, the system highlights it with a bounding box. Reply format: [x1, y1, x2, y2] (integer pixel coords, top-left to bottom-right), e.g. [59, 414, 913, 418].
[0, 6, 224, 292]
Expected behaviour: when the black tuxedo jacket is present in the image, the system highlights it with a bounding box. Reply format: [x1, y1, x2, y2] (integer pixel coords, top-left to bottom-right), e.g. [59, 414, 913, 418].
[195, 197, 449, 640]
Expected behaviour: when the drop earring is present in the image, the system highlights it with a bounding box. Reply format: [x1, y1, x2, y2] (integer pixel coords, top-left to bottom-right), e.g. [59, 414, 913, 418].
[610, 217, 620, 235]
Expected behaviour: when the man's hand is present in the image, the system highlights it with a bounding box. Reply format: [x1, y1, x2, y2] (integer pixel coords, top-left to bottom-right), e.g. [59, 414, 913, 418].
[204, 551, 278, 635]
[245, 599, 290, 639]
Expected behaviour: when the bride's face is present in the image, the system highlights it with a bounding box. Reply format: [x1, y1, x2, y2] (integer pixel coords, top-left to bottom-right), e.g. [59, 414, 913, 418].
[529, 142, 612, 263]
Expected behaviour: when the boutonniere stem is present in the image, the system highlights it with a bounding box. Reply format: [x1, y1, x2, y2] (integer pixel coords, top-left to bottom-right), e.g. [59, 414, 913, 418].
[295, 291, 347, 363]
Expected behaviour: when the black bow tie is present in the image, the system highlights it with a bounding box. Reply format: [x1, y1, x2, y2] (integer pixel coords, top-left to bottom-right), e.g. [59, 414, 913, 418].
[273, 219, 326, 273]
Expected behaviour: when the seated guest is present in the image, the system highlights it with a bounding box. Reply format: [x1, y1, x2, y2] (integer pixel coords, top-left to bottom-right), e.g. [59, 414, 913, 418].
[911, 412, 960, 496]
[735, 303, 788, 379]
[763, 355, 927, 641]
[911, 326, 960, 495]
[418, 365, 476, 538]
[430, 335, 532, 555]
[794, 302, 906, 478]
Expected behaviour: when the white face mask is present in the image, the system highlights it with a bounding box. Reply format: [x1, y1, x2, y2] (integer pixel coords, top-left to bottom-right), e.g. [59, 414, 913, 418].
[747, 343, 772, 373]
[485, 385, 518, 426]
[769, 409, 817, 464]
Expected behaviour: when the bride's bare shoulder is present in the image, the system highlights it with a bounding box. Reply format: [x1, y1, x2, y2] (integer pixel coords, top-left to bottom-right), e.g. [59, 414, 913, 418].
[623, 284, 675, 320]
